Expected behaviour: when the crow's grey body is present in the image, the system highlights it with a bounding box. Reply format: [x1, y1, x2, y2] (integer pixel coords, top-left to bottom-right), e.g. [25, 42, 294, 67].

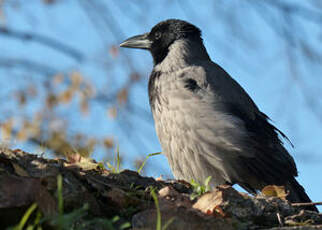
[120, 19, 317, 211]
[149, 39, 294, 190]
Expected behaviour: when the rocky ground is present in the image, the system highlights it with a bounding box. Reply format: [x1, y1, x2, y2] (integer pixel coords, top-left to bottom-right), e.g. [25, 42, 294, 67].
[0, 148, 321, 230]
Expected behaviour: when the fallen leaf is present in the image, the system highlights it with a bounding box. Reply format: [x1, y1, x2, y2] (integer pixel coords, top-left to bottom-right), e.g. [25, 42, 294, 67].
[155, 175, 163, 181]
[66, 153, 82, 163]
[193, 185, 237, 217]
[65, 156, 102, 171]
[262, 185, 288, 200]
[12, 163, 29, 177]
[158, 186, 179, 199]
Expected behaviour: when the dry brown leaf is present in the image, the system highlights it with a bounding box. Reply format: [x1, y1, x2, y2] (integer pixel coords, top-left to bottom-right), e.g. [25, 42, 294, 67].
[66, 153, 82, 163]
[193, 192, 219, 215]
[103, 138, 114, 149]
[65, 156, 101, 171]
[108, 107, 117, 119]
[27, 85, 38, 97]
[52, 74, 64, 85]
[193, 185, 236, 217]
[12, 149, 24, 154]
[16, 126, 28, 141]
[46, 94, 58, 109]
[130, 72, 141, 82]
[80, 98, 89, 115]
[70, 71, 83, 89]
[87, 138, 96, 152]
[59, 89, 73, 104]
[15, 91, 26, 106]
[155, 175, 163, 181]
[261, 185, 288, 200]
[117, 88, 128, 105]
[1, 118, 13, 141]
[158, 186, 193, 209]
[82, 82, 95, 98]
[28, 120, 41, 137]
[12, 163, 29, 177]
[109, 45, 119, 58]
[158, 186, 179, 199]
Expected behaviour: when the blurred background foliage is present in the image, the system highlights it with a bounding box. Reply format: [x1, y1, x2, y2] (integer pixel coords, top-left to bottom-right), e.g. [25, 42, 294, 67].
[0, 0, 321, 188]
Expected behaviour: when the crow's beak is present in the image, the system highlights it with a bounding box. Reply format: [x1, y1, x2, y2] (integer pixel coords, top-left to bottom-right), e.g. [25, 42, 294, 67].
[120, 33, 151, 49]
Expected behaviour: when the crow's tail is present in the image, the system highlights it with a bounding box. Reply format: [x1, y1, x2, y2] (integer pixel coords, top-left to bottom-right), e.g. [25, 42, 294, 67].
[286, 178, 318, 212]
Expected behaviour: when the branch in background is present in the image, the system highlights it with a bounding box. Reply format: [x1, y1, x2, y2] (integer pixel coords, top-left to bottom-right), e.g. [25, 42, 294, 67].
[0, 27, 84, 62]
[0, 57, 58, 75]
[21, 130, 95, 157]
[78, 0, 135, 70]
[262, 0, 322, 24]
[249, 0, 322, 126]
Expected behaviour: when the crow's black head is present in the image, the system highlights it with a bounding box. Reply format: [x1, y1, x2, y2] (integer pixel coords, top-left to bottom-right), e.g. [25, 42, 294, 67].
[120, 19, 202, 65]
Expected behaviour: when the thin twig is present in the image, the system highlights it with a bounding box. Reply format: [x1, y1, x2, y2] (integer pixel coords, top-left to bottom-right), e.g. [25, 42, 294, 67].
[276, 212, 284, 227]
[292, 202, 322, 207]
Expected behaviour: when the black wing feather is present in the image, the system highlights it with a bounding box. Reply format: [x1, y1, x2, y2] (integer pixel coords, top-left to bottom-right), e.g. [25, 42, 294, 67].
[226, 104, 298, 187]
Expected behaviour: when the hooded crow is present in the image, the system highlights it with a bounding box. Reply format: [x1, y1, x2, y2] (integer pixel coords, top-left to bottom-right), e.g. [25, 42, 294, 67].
[120, 19, 317, 212]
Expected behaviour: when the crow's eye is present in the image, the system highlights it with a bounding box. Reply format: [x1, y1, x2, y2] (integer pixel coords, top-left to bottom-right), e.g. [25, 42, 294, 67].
[154, 31, 162, 40]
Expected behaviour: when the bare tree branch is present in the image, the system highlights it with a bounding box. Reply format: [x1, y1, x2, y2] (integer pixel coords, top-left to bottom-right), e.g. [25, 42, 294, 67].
[0, 27, 84, 62]
[0, 57, 58, 75]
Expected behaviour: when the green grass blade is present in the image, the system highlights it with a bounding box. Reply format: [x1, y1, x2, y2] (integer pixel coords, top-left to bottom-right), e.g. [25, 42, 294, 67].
[137, 152, 161, 174]
[16, 203, 38, 230]
[162, 217, 175, 230]
[57, 174, 63, 215]
[116, 145, 120, 173]
[204, 176, 212, 192]
[150, 188, 161, 230]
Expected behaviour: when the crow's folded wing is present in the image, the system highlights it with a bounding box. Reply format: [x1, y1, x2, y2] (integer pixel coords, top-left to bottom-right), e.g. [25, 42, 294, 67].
[176, 62, 298, 186]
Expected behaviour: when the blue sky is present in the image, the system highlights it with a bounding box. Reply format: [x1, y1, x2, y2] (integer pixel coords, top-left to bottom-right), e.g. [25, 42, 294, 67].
[1, 0, 321, 207]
